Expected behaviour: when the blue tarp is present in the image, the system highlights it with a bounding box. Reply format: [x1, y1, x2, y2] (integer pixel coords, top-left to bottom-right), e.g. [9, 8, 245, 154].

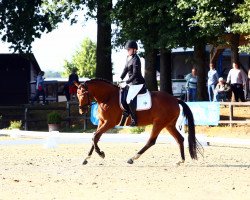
[186, 102, 220, 125]
[90, 101, 220, 126]
[90, 103, 99, 125]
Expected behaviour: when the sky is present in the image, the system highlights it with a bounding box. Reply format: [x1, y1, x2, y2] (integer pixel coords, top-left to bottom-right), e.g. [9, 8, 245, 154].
[0, 18, 127, 79]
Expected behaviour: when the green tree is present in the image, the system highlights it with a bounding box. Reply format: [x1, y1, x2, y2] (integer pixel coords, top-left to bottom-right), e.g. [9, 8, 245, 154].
[45, 0, 113, 81]
[63, 37, 96, 78]
[113, 1, 189, 93]
[232, 0, 250, 53]
[0, 0, 58, 52]
[176, 0, 247, 100]
[0, 0, 113, 81]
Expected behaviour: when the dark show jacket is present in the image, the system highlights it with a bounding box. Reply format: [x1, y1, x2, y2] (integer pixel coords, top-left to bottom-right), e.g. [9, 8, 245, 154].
[120, 54, 145, 85]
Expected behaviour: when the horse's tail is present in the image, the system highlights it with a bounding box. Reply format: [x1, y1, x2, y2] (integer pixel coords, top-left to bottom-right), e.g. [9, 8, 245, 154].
[178, 99, 198, 160]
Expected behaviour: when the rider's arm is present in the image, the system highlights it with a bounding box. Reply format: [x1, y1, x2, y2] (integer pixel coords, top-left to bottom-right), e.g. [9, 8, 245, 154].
[120, 66, 128, 80]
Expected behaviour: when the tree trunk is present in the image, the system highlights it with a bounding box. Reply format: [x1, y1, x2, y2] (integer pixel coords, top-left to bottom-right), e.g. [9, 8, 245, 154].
[194, 43, 207, 100]
[160, 48, 172, 94]
[144, 48, 158, 91]
[230, 33, 240, 102]
[96, 0, 113, 81]
[230, 33, 240, 65]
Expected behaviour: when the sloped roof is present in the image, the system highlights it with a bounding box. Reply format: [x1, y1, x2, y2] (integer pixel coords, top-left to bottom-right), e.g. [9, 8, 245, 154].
[0, 53, 41, 72]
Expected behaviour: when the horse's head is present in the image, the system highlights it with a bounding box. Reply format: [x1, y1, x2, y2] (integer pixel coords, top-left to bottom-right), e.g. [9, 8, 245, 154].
[74, 81, 90, 115]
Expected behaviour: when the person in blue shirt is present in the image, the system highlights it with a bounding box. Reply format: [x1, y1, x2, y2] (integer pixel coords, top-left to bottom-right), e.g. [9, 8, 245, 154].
[207, 63, 219, 101]
[31, 71, 46, 105]
[185, 67, 198, 102]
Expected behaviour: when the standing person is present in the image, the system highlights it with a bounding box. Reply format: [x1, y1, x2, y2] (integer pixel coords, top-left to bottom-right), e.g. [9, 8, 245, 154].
[62, 82, 70, 102]
[120, 40, 146, 126]
[226, 63, 246, 102]
[207, 63, 219, 101]
[68, 68, 79, 100]
[247, 69, 250, 99]
[185, 67, 198, 102]
[31, 71, 46, 105]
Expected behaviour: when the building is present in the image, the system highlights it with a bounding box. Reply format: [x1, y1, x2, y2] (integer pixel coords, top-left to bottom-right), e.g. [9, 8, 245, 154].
[0, 53, 41, 105]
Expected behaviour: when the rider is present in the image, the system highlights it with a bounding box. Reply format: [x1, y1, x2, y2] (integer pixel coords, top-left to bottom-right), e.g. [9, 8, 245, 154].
[120, 40, 146, 126]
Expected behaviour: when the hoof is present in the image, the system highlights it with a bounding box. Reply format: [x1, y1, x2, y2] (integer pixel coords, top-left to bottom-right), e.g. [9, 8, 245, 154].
[175, 160, 185, 166]
[99, 151, 105, 159]
[127, 159, 134, 164]
[82, 160, 88, 165]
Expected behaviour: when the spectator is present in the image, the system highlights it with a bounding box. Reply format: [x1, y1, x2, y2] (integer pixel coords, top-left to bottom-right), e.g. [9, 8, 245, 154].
[207, 63, 219, 102]
[247, 69, 250, 99]
[185, 67, 198, 102]
[62, 82, 70, 102]
[68, 68, 79, 100]
[226, 63, 246, 102]
[31, 71, 46, 105]
[214, 77, 230, 102]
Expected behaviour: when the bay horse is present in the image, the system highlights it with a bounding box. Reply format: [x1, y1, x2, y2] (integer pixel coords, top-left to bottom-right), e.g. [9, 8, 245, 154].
[75, 79, 200, 165]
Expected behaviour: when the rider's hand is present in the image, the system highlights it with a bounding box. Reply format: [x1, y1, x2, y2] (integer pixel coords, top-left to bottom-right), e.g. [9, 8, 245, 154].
[118, 80, 126, 88]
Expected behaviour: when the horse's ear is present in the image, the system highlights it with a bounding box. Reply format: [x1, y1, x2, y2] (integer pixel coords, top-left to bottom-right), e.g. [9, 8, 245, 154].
[74, 81, 80, 87]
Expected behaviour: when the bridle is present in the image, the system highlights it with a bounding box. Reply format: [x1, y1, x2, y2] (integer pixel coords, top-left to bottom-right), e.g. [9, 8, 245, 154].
[77, 83, 95, 110]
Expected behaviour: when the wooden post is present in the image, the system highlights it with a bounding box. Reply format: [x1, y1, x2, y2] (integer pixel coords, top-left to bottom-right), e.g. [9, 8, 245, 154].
[229, 103, 233, 127]
[24, 108, 28, 130]
[67, 101, 71, 128]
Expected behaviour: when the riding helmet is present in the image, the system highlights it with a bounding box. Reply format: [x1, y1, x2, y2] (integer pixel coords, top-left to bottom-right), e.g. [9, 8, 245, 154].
[125, 40, 138, 50]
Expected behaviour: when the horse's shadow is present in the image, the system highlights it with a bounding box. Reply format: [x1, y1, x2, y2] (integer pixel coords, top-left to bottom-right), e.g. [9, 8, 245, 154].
[210, 144, 250, 150]
[204, 164, 250, 168]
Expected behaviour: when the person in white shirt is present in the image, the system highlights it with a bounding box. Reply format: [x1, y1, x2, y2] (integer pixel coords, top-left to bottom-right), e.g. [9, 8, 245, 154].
[226, 63, 246, 102]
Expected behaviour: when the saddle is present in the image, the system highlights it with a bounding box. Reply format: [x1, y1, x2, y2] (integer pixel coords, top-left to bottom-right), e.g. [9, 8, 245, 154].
[119, 85, 152, 112]
[119, 85, 151, 126]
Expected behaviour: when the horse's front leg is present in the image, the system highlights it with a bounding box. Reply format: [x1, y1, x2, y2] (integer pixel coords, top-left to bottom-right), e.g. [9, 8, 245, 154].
[89, 121, 114, 161]
[82, 121, 107, 165]
[92, 130, 106, 159]
[82, 145, 94, 165]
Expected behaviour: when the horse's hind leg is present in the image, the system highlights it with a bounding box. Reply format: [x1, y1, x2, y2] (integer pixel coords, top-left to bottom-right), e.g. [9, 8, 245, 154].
[127, 124, 163, 164]
[167, 125, 185, 165]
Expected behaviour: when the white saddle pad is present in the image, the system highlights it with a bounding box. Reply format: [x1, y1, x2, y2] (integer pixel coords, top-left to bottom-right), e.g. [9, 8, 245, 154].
[120, 90, 152, 111]
[136, 90, 152, 111]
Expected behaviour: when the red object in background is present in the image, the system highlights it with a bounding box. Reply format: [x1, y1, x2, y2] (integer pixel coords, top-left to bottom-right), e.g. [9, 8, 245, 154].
[38, 85, 43, 91]
[69, 85, 77, 94]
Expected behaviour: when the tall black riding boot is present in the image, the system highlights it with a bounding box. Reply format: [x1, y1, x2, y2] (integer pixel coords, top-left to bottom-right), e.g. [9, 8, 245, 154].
[128, 99, 137, 127]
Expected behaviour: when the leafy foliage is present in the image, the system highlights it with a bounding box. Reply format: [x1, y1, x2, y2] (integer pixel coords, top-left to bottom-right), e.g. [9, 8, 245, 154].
[62, 37, 96, 78]
[129, 126, 145, 134]
[232, 0, 250, 53]
[47, 111, 62, 124]
[9, 120, 22, 130]
[0, 0, 60, 52]
[232, 0, 250, 34]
